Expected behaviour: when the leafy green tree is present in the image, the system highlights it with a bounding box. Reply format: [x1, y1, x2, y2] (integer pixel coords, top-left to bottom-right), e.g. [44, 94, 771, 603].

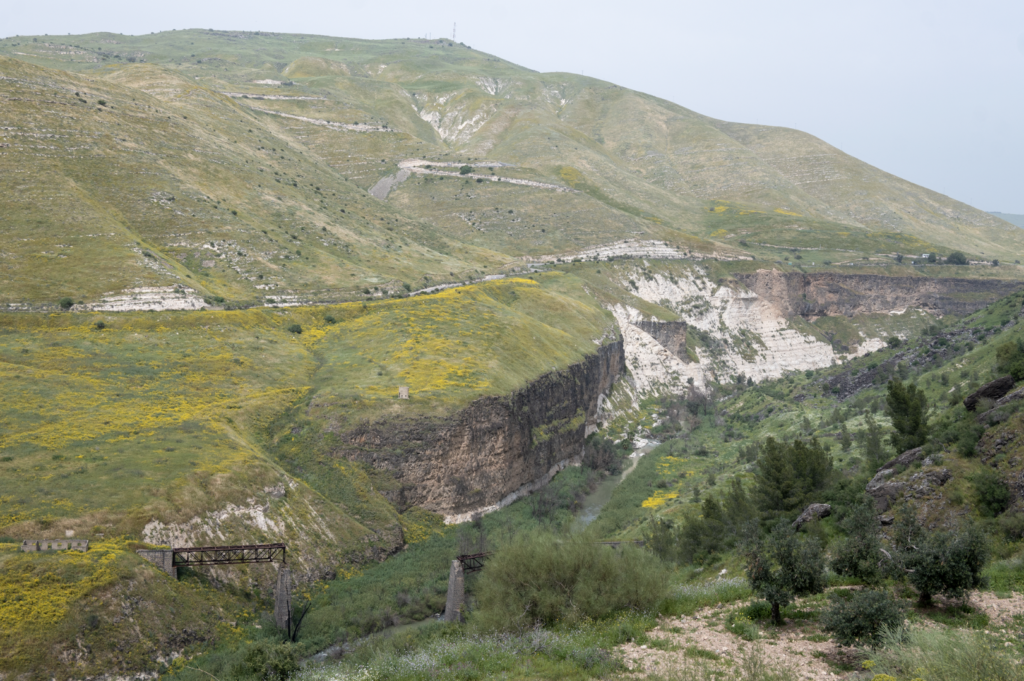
[860, 413, 887, 472]
[746, 522, 825, 625]
[893, 514, 988, 606]
[885, 379, 928, 453]
[58, 297, 74, 310]
[830, 498, 885, 584]
[927, 252, 937, 263]
[945, 251, 968, 265]
[754, 437, 833, 517]
[458, 164, 473, 175]
[840, 423, 852, 452]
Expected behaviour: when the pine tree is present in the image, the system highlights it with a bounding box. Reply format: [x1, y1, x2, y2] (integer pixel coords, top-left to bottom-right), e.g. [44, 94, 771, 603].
[885, 379, 928, 453]
[840, 423, 852, 452]
[862, 413, 886, 471]
[754, 437, 833, 518]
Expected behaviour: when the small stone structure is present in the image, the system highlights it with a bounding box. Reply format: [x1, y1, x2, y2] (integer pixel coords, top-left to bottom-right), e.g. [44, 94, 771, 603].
[21, 539, 89, 552]
[398, 386, 409, 400]
[444, 559, 465, 623]
[275, 567, 292, 631]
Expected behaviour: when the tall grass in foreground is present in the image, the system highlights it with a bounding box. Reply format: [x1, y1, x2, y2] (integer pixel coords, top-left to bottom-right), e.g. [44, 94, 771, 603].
[871, 626, 1024, 681]
[662, 577, 752, 616]
[295, 621, 630, 681]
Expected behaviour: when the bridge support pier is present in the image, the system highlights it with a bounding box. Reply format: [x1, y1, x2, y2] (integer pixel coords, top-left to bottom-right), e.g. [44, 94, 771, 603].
[136, 549, 177, 579]
[275, 566, 292, 632]
[444, 559, 464, 623]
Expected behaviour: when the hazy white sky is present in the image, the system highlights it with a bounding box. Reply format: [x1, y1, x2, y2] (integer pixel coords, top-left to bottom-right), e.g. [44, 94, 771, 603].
[7, 0, 1024, 213]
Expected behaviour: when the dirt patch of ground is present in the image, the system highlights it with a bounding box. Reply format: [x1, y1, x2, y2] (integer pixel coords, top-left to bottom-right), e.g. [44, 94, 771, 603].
[617, 589, 1024, 680]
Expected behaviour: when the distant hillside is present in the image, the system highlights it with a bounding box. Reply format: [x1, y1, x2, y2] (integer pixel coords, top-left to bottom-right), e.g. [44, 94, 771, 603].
[991, 212, 1024, 228]
[1, 30, 1022, 308]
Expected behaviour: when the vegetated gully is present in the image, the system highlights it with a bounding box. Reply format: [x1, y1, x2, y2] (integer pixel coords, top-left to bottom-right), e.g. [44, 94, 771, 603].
[305, 440, 655, 665]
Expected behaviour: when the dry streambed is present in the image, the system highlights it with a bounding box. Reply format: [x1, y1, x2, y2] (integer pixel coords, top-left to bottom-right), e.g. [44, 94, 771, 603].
[618, 590, 1024, 680]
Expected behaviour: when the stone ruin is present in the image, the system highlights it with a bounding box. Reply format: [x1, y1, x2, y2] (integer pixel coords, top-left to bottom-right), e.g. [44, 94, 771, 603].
[21, 539, 89, 552]
[399, 386, 410, 399]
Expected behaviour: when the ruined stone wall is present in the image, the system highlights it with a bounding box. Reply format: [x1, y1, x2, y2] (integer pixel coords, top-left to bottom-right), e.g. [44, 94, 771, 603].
[333, 340, 626, 521]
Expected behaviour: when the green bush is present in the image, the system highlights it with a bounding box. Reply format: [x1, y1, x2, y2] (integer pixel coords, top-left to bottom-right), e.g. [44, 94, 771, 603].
[820, 589, 903, 647]
[473, 532, 669, 631]
[230, 640, 298, 681]
[945, 251, 968, 266]
[58, 297, 74, 310]
[459, 165, 472, 175]
[287, 324, 302, 334]
[995, 340, 1024, 380]
[972, 469, 1012, 517]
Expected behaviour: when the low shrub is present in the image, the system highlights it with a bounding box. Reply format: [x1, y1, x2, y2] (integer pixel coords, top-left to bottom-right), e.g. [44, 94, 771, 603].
[820, 589, 903, 647]
[972, 469, 1012, 517]
[229, 640, 298, 681]
[472, 532, 669, 631]
[287, 324, 303, 334]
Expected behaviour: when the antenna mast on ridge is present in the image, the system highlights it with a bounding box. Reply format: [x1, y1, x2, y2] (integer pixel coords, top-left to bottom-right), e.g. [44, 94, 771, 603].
[453, 23, 456, 41]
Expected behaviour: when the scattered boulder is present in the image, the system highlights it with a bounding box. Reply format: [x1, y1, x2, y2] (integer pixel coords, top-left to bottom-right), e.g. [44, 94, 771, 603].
[874, 447, 924, 475]
[866, 448, 924, 512]
[994, 385, 1024, 409]
[867, 479, 905, 512]
[792, 503, 832, 529]
[963, 375, 1015, 411]
[264, 483, 287, 499]
[878, 514, 894, 526]
[906, 469, 952, 498]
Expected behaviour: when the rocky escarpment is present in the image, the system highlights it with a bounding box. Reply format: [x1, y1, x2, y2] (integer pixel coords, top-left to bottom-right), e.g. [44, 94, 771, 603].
[736, 271, 1023, 319]
[333, 341, 626, 523]
[635, 321, 689, 363]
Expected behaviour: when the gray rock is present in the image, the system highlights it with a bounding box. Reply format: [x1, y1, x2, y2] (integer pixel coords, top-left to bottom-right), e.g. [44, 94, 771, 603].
[867, 481, 906, 512]
[878, 514, 894, 526]
[792, 503, 832, 528]
[963, 375, 1015, 411]
[874, 447, 924, 477]
[994, 385, 1024, 408]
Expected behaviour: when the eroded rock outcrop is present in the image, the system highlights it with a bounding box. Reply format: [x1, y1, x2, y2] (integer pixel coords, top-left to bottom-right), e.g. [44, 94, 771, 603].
[635, 321, 689, 363]
[334, 341, 626, 523]
[964, 375, 1016, 411]
[736, 271, 1022, 319]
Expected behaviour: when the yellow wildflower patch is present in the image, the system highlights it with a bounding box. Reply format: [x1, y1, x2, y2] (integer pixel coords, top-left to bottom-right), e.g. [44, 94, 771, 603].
[642, 490, 679, 508]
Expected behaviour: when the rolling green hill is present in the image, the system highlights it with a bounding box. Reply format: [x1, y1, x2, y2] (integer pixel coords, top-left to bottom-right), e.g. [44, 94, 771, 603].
[2, 29, 1024, 679]
[2, 29, 1022, 313]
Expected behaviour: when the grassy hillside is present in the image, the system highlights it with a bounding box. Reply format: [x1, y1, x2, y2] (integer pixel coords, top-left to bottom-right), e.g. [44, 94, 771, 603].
[1, 30, 1022, 313]
[0, 276, 612, 540]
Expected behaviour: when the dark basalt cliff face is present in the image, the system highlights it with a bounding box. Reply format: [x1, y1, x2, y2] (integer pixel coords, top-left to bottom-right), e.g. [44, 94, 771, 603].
[333, 340, 626, 520]
[635, 321, 689, 363]
[736, 270, 1023, 319]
